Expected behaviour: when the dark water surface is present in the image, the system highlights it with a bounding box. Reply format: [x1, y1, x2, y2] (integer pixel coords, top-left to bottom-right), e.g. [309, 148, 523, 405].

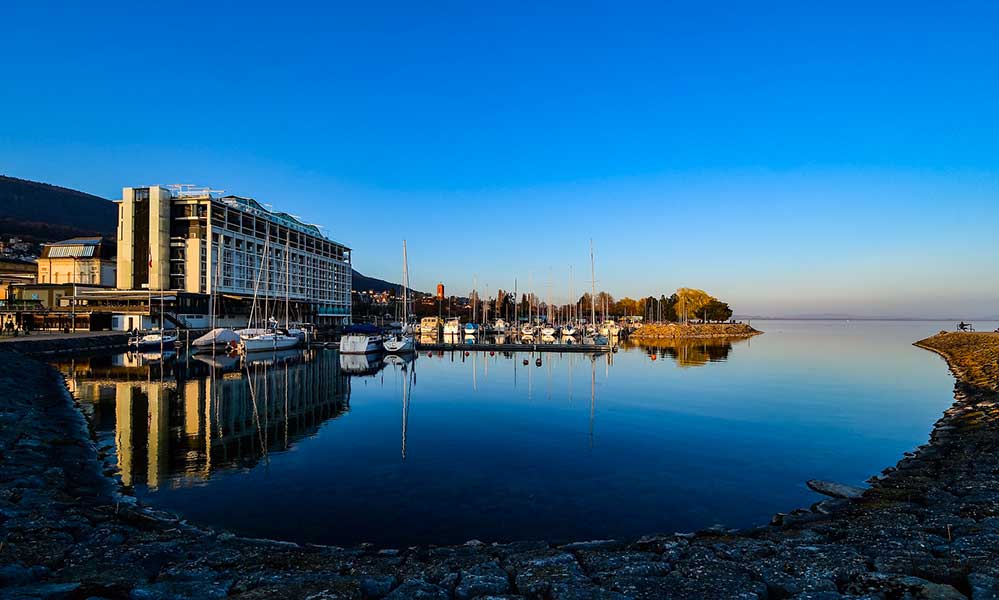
[56, 320, 989, 547]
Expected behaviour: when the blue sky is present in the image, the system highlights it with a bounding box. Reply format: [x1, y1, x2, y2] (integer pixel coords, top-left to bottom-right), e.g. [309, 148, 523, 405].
[1, 1, 997, 317]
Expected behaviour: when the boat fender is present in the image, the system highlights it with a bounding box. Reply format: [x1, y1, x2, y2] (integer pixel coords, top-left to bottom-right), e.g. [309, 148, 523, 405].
[535, 358, 542, 367]
[522, 359, 529, 366]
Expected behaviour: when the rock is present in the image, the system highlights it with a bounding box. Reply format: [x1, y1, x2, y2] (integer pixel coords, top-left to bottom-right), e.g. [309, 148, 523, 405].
[3, 582, 82, 600]
[968, 572, 999, 599]
[383, 579, 448, 600]
[806, 480, 867, 500]
[360, 575, 396, 598]
[129, 581, 229, 600]
[0, 563, 39, 585]
[454, 561, 511, 599]
[560, 540, 624, 552]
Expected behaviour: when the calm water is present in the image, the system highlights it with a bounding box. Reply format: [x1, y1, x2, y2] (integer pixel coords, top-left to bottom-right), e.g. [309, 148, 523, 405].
[56, 320, 989, 547]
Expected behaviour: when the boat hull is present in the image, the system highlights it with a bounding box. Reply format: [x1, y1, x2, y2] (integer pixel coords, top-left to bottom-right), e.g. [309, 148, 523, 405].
[240, 335, 300, 353]
[340, 334, 384, 354]
[383, 336, 415, 353]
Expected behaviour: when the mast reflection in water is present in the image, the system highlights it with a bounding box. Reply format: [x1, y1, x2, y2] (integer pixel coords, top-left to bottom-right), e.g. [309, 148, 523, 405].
[55, 349, 348, 491]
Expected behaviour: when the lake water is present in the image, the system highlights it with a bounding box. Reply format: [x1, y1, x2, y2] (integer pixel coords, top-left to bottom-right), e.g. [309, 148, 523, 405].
[55, 320, 990, 547]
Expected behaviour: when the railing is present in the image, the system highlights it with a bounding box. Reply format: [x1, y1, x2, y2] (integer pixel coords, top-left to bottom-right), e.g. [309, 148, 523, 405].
[0, 299, 46, 311]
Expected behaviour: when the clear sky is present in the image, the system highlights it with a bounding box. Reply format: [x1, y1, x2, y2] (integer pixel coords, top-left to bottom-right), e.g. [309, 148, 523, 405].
[2, 1, 997, 317]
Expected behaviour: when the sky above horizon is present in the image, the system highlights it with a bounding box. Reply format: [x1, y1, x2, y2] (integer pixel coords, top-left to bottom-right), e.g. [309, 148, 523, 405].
[2, 2, 997, 317]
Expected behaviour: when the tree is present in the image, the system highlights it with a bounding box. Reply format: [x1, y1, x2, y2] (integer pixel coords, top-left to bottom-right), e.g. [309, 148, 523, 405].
[675, 288, 714, 323]
[702, 299, 733, 322]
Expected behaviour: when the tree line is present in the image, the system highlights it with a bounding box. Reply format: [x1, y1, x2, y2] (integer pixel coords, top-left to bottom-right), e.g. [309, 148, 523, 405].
[385, 287, 735, 323]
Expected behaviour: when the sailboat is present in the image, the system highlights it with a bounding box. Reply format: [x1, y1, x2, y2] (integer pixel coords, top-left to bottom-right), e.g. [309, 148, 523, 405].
[128, 328, 178, 350]
[241, 232, 299, 353]
[192, 246, 238, 352]
[584, 240, 609, 346]
[384, 241, 416, 354]
[465, 276, 481, 337]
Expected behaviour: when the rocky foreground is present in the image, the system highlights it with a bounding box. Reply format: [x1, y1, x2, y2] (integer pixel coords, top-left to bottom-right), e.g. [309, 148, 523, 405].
[630, 322, 762, 339]
[2, 333, 999, 599]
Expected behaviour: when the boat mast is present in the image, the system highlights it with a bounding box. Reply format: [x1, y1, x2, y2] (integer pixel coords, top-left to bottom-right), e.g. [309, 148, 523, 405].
[402, 240, 409, 328]
[285, 231, 290, 328]
[589, 239, 597, 328]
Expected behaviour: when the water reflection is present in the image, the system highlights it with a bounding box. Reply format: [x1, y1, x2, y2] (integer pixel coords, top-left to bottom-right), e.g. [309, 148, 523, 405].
[47, 328, 878, 547]
[54, 350, 348, 491]
[622, 337, 746, 367]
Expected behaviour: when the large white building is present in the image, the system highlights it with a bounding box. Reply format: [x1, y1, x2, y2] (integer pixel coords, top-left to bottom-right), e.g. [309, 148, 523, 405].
[113, 185, 351, 327]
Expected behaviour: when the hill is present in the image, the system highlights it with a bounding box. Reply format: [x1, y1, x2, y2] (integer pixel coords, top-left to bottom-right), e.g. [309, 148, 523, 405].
[0, 175, 117, 241]
[351, 269, 422, 296]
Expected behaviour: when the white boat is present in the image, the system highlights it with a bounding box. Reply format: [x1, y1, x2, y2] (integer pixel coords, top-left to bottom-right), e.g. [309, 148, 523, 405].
[521, 323, 536, 336]
[562, 324, 578, 336]
[443, 318, 461, 335]
[384, 241, 416, 354]
[191, 327, 240, 351]
[384, 334, 415, 353]
[583, 334, 609, 346]
[540, 325, 556, 336]
[420, 317, 442, 335]
[340, 324, 384, 354]
[128, 331, 178, 350]
[464, 322, 480, 336]
[494, 318, 508, 333]
[240, 332, 300, 353]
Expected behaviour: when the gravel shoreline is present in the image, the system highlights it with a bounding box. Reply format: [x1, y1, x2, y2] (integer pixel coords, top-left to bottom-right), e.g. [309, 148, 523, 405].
[1, 333, 998, 599]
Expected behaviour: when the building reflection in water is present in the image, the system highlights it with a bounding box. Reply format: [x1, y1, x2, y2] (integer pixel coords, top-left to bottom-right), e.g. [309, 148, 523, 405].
[54, 349, 349, 491]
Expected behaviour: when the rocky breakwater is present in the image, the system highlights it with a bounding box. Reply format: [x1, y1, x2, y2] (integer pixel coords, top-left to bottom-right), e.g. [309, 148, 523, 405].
[2, 333, 999, 598]
[630, 322, 762, 340]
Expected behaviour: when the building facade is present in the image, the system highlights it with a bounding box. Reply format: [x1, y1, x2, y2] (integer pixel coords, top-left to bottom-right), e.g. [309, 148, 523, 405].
[115, 185, 351, 324]
[38, 237, 116, 286]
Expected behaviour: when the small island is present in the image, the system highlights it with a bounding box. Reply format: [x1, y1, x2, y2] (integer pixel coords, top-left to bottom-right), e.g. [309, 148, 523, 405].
[626, 287, 762, 340]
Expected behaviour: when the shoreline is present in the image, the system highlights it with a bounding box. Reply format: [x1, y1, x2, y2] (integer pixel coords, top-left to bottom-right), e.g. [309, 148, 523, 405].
[1, 333, 998, 598]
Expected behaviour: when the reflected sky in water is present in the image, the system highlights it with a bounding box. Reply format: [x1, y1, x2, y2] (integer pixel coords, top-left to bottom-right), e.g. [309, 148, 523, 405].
[55, 320, 990, 547]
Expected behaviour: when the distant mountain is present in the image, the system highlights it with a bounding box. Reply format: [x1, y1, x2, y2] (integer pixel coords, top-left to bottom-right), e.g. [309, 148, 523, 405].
[351, 268, 422, 296]
[0, 175, 117, 241]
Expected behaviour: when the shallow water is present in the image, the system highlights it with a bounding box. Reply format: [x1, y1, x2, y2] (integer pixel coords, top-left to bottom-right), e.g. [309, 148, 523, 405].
[55, 320, 993, 546]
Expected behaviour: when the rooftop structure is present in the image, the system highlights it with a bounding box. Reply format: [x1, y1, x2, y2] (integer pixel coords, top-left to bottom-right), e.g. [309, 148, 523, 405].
[38, 237, 116, 286]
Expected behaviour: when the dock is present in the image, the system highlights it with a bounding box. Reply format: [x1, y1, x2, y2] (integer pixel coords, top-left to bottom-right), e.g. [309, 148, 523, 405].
[415, 342, 613, 353]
